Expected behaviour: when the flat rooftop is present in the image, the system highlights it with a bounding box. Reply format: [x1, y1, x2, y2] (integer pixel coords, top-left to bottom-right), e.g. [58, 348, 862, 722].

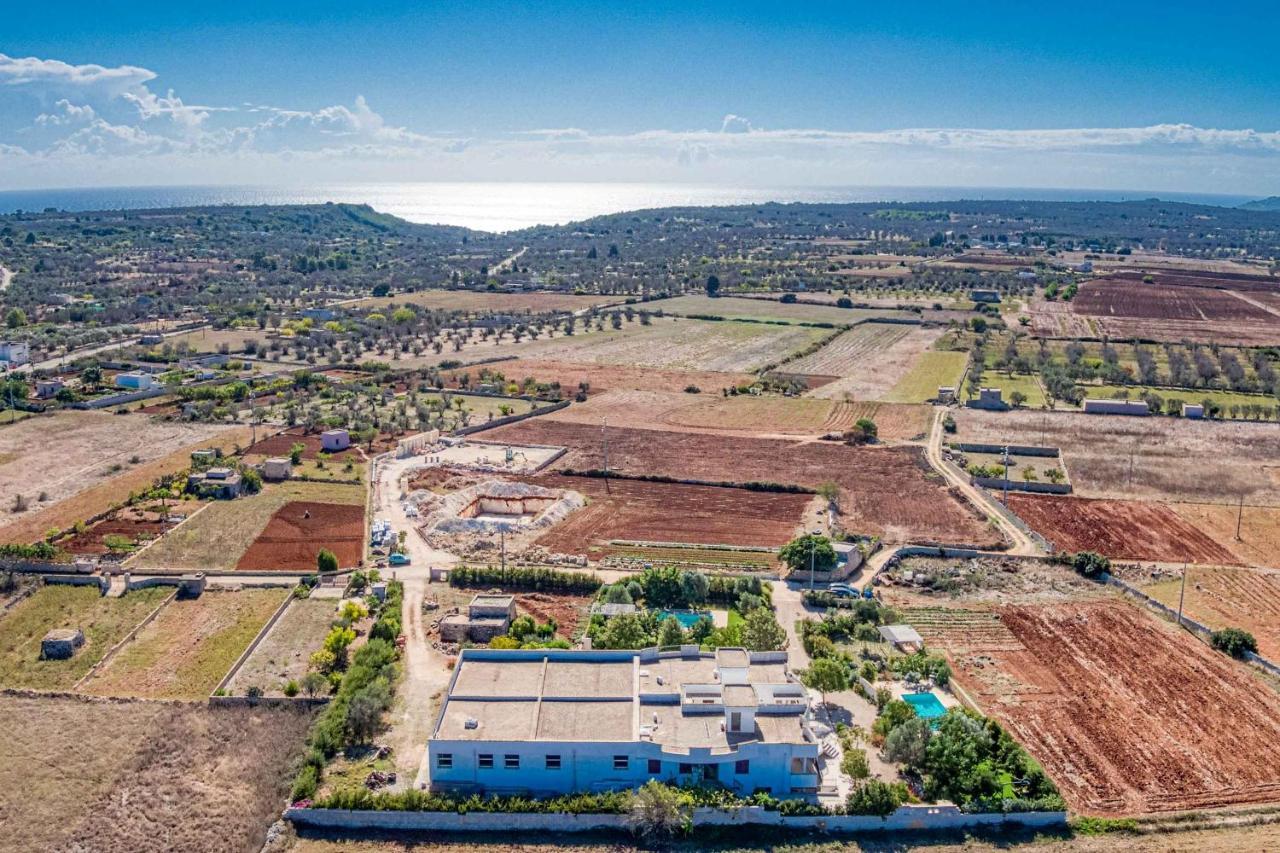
[435, 648, 807, 749]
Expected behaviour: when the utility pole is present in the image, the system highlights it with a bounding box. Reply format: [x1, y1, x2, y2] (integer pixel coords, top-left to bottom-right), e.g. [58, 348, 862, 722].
[1235, 494, 1244, 541]
[1002, 445, 1010, 506]
[500, 526, 506, 571]
[1177, 560, 1189, 628]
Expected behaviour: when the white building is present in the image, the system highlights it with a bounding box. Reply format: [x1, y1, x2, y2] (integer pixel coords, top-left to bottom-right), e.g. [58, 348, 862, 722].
[262, 457, 292, 481]
[1082, 398, 1149, 416]
[114, 371, 156, 391]
[0, 341, 30, 366]
[321, 428, 350, 451]
[429, 647, 820, 798]
[1182, 403, 1205, 419]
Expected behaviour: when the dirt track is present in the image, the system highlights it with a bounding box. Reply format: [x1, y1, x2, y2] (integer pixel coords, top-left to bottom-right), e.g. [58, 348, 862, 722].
[945, 599, 1280, 816]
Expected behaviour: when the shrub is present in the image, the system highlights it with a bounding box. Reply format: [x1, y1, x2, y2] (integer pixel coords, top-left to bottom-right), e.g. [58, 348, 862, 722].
[449, 565, 600, 594]
[291, 765, 319, 801]
[1071, 551, 1110, 578]
[841, 748, 870, 780]
[316, 548, 339, 573]
[627, 781, 691, 840]
[845, 780, 906, 816]
[283, 679, 300, 697]
[1211, 627, 1258, 659]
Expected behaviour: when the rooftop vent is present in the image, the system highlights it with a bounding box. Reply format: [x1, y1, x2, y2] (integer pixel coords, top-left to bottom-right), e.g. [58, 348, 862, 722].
[656, 675, 664, 685]
[464, 718, 479, 730]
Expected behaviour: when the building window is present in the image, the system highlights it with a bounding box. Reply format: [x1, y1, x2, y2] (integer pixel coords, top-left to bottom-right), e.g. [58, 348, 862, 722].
[504, 754, 520, 769]
[613, 755, 629, 770]
[735, 759, 750, 775]
[478, 754, 494, 769]
[436, 753, 453, 770]
[545, 755, 561, 770]
[647, 759, 661, 774]
[678, 763, 693, 774]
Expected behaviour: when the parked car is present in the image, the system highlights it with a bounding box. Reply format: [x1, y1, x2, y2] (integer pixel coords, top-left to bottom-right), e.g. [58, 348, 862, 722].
[388, 552, 411, 566]
[828, 583, 857, 596]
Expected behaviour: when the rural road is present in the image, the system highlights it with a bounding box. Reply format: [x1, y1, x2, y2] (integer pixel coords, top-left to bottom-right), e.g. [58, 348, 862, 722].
[370, 453, 459, 790]
[0, 265, 11, 292]
[924, 407, 1040, 556]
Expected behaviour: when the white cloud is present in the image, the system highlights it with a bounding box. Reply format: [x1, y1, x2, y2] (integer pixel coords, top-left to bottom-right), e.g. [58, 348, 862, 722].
[0, 51, 1278, 195]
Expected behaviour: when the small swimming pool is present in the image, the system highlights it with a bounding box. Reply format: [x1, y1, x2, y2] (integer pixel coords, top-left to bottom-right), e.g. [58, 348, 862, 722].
[902, 691, 947, 720]
[655, 609, 711, 629]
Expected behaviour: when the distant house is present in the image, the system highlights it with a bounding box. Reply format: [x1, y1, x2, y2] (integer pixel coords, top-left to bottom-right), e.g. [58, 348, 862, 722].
[35, 379, 64, 399]
[187, 466, 242, 499]
[190, 449, 218, 466]
[321, 428, 351, 451]
[439, 594, 517, 643]
[1182, 403, 1205, 419]
[115, 371, 156, 391]
[262, 457, 292, 481]
[0, 341, 30, 366]
[1016, 270, 1039, 281]
[966, 388, 1009, 411]
[300, 308, 337, 322]
[969, 289, 1001, 303]
[1083, 398, 1150, 416]
[139, 334, 164, 345]
[936, 386, 957, 403]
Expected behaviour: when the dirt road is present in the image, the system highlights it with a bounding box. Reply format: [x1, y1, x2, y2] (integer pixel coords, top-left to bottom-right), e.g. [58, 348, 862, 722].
[371, 454, 460, 790]
[924, 407, 1039, 556]
[0, 266, 11, 292]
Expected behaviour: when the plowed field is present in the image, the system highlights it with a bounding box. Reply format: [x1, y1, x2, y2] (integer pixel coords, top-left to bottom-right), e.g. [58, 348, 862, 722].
[489, 419, 1000, 546]
[445, 359, 756, 395]
[244, 428, 363, 461]
[1006, 494, 1240, 564]
[938, 600, 1280, 816]
[236, 501, 365, 570]
[1073, 280, 1275, 322]
[529, 473, 809, 557]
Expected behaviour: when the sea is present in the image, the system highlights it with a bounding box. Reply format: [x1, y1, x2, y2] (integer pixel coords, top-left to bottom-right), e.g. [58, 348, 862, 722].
[0, 182, 1256, 233]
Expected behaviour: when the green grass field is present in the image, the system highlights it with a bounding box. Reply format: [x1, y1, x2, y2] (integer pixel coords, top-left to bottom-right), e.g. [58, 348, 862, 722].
[1077, 384, 1280, 415]
[0, 586, 170, 690]
[130, 480, 365, 570]
[882, 351, 969, 403]
[981, 371, 1048, 408]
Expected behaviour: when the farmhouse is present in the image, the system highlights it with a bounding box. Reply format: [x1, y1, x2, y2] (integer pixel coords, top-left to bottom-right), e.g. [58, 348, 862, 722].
[0, 341, 30, 366]
[429, 647, 820, 797]
[438, 593, 517, 643]
[969, 289, 1001, 303]
[186, 467, 242, 499]
[35, 379, 64, 399]
[114, 371, 156, 391]
[321, 428, 351, 451]
[967, 388, 1009, 411]
[1182, 403, 1205, 419]
[1083, 398, 1149, 416]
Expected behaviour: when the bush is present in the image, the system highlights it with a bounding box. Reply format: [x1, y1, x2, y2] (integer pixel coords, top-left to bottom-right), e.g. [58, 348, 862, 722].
[1071, 551, 1110, 578]
[845, 780, 906, 816]
[316, 548, 339, 573]
[627, 780, 691, 840]
[1210, 627, 1258, 659]
[283, 679, 300, 697]
[841, 747, 870, 780]
[449, 565, 600, 594]
[291, 765, 319, 801]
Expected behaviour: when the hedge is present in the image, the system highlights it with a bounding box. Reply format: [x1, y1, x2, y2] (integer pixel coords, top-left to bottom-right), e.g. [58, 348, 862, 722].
[559, 469, 814, 494]
[449, 565, 601, 594]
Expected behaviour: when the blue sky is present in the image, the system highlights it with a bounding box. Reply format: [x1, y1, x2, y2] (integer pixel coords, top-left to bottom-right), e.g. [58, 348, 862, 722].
[1, 1, 1278, 193]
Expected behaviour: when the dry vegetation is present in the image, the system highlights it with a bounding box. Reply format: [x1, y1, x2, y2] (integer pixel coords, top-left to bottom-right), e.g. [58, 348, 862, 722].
[82, 589, 288, 699]
[0, 693, 311, 853]
[0, 585, 171, 690]
[225, 596, 337, 696]
[1141, 564, 1280, 661]
[0, 413, 252, 545]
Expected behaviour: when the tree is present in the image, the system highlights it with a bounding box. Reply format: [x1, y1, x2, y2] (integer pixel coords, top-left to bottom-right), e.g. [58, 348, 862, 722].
[602, 583, 633, 605]
[371, 283, 391, 297]
[816, 481, 840, 509]
[1211, 627, 1258, 659]
[854, 417, 878, 440]
[1071, 551, 1110, 578]
[596, 613, 650, 649]
[740, 607, 787, 651]
[678, 570, 709, 606]
[4, 308, 26, 328]
[801, 657, 849, 707]
[317, 548, 339, 573]
[637, 565, 684, 609]
[627, 780, 690, 841]
[345, 680, 391, 743]
[1009, 390, 1028, 408]
[845, 780, 905, 816]
[779, 534, 837, 575]
[705, 274, 721, 297]
[883, 716, 931, 768]
[289, 442, 306, 465]
[657, 616, 685, 648]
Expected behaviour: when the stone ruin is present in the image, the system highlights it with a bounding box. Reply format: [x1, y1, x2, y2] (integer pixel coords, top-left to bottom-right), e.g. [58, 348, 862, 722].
[41, 628, 85, 660]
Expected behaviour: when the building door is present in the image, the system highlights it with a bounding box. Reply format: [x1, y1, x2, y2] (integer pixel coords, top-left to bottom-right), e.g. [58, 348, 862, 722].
[730, 712, 741, 731]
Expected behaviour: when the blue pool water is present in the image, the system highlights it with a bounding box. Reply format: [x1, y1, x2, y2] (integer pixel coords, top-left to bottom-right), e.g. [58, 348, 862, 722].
[656, 610, 711, 629]
[902, 692, 948, 720]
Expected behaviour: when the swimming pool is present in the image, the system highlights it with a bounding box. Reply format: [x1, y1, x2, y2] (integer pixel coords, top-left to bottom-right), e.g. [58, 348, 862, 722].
[655, 609, 711, 629]
[902, 691, 947, 720]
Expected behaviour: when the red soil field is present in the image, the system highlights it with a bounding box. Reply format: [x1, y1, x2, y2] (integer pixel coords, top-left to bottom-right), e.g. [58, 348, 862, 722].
[1072, 279, 1277, 323]
[236, 501, 365, 571]
[528, 473, 809, 557]
[948, 600, 1280, 816]
[60, 504, 200, 555]
[1104, 269, 1280, 294]
[1006, 494, 1239, 564]
[244, 428, 363, 461]
[489, 419, 1000, 547]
